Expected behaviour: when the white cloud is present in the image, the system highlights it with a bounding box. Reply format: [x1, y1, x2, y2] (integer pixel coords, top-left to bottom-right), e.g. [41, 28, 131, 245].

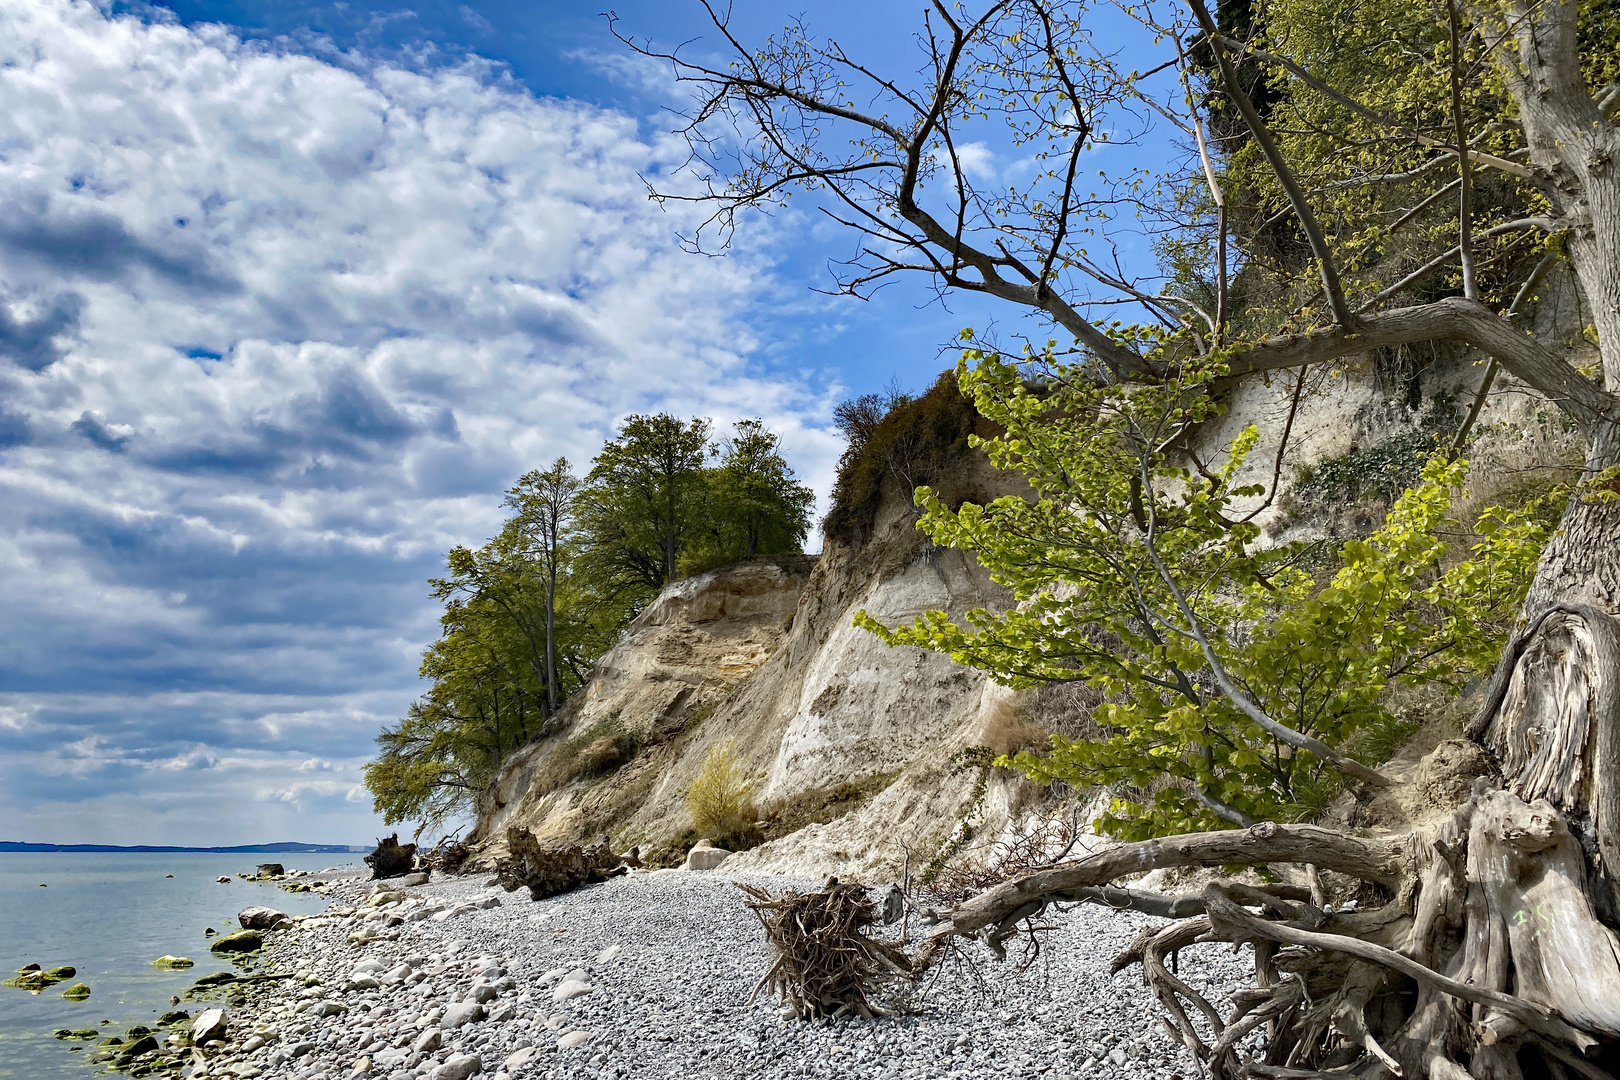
[0, 0, 842, 845]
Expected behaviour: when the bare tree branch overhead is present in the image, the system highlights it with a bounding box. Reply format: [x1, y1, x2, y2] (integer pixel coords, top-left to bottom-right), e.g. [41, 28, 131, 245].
[617, 1, 1620, 1076]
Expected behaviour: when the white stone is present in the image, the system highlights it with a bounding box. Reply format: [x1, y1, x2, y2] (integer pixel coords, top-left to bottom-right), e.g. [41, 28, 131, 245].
[536, 968, 568, 987]
[428, 1053, 484, 1080]
[412, 1028, 443, 1054]
[441, 1001, 485, 1029]
[502, 1047, 538, 1072]
[486, 1001, 517, 1023]
[352, 958, 388, 974]
[191, 1008, 228, 1043]
[236, 906, 289, 930]
[594, 946, 622, 964]
[684, 843, 732, 871]
[550, 980, 591, 1003]
[468, 983, 499, 1004]
[556, 1030, 592, 1049]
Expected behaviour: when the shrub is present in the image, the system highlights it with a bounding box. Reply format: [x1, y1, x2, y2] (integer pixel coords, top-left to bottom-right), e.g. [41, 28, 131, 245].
[538, 717, 642, 791]
[685, 741, 757, 845]
[823, 371, 982, 543]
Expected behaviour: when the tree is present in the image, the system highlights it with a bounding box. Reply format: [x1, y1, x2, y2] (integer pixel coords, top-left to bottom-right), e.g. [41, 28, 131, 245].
[619, 2, 1620, 1074]
[576, 413, 712, 604]
[861, 354, 1555, 836]
[505, 459, 581, 713]
[367, 481, 611, 834]
[711, 419, 815, 557]
[366, 554, 548, 833]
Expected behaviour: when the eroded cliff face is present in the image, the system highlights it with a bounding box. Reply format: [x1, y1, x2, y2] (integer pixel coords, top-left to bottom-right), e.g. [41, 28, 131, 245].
[467, 450, 1041, 880]
[469, 299, 1590, 880]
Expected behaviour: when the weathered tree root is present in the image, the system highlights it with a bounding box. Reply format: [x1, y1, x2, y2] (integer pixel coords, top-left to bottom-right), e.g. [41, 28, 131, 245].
[364, 833, 417, 880]
[915, 606, 1620, 1080]
[492, 828, 632, 900]
[739, 880, 914, 1020]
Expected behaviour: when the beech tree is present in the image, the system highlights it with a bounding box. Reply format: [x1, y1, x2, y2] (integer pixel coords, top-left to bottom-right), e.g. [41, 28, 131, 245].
[620, 0, 1620, 1074]
[711, 418, 815, 558]
[576, 412, 712, 598]
[506, 459, 581, 712]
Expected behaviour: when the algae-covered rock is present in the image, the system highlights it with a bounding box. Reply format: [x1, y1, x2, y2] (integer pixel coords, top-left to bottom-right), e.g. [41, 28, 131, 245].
[4, 970, 56, 991]
[157, 1009, 190, 1026]
[152, 955, 194, 969]
[114, 1034, 159, 1063]
[61, 983, 91, 1000]
[208, 929, 262, 953]
[191, 970, 236, 987]
[46, 965, 76, 979]
[54, 1028, 99, 1040]
[124, 1026, 151, 1038]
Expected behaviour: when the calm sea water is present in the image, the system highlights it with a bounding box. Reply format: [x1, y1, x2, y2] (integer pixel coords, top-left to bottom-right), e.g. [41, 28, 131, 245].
[0, 853, 353, 1078]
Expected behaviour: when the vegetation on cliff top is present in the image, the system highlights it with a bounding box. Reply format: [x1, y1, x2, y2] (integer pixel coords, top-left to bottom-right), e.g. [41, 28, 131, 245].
[365, 414, 814, 835]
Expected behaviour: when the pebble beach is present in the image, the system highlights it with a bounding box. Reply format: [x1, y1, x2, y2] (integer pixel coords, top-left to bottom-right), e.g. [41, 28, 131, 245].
[154, 868, 1252, 1080]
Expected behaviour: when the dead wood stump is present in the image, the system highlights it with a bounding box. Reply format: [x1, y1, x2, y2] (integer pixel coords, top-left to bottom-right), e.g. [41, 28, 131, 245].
[363, 833, 417, 880]
[493, 828, 630, 900]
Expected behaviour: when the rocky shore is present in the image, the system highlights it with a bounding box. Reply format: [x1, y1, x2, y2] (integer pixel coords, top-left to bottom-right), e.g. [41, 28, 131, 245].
[145, 868, 1248, 1080]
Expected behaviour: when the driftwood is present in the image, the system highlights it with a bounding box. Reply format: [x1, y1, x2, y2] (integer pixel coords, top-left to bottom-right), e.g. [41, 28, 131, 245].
[424, 837, 470, 875]
[739, 880, 913, 1020]
[492, 828, 631, 900]
[913, 605, 1620, 1079]
[363, 834, 417, 880]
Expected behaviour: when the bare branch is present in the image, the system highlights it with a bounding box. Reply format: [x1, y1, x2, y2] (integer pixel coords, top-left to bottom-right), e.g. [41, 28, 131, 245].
[1187, 0, 1352, 326]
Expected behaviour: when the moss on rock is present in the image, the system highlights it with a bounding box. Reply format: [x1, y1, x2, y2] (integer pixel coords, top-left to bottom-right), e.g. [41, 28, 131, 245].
[207, 929, 262, 953]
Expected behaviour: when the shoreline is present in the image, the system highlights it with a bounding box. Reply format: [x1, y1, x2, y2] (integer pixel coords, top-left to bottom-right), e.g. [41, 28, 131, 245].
[118, 867, 1252, 1080]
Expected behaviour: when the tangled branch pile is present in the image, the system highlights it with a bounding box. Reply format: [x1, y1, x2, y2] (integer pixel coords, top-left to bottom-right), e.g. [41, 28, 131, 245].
[739, 880, 914, 1020]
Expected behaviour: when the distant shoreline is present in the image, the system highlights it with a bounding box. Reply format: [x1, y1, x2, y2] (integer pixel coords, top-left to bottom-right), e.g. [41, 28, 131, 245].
[0, 841, 365, 853]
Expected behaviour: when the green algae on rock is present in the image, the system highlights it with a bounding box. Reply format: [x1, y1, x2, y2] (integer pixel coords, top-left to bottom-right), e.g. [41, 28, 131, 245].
[61, 983, 91, 1000]
[151, 955, 193, 969]
[5, 971, 57, 991]
[207, 929, 262, 953]
[53, 1028, 99, 1040]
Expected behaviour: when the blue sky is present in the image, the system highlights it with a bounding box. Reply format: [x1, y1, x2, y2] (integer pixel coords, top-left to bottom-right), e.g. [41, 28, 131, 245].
[0, 0, 1175, 845]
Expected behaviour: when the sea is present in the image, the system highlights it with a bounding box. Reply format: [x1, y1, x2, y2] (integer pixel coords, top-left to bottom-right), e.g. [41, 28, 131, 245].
[0, 852, 352, 1078]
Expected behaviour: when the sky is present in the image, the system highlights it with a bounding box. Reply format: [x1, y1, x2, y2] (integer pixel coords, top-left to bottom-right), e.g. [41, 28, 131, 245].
[0, 0, 1171, 845]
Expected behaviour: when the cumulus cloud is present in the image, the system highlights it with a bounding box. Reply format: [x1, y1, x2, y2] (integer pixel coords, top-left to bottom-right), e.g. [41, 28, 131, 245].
[0, 0, 841, 845]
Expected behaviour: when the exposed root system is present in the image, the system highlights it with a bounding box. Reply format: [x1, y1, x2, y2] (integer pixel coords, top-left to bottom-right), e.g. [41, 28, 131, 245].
[739, 880, 914, 1020]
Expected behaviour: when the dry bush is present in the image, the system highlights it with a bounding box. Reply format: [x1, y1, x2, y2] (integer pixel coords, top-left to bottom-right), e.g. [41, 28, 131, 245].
[535, 718, 642, 793]
[738, 880, 913, 1019]
[685, 740, 757, 844]
[921, 807, 1087, 900]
